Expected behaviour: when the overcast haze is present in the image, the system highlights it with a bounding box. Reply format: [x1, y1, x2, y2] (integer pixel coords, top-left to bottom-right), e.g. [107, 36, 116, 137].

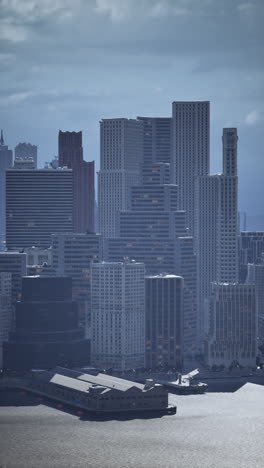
[0, 0, 263, 223]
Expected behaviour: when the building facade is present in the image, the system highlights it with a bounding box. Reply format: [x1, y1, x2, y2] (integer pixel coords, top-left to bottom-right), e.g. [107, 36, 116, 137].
[0, 252, 27, 304]
[52, 232, 102, 329]
[4, 276, 90, 370]
[15, 142, 37, 168]
[195, 128, 238, 342]
[58, 130, 95, 233]
[172, 101, 210, 234]
[98, 118, 143, 237]
[0, 272, 12, 368]
[239, 231, 264, 283]
[6, 168, 73, 249]
[205, 283, 257, 368]
[0, 130, 13, 251]
[91, 261, 145, 370]
[145, 274, 184, 370]
[137, 116, 172, 168]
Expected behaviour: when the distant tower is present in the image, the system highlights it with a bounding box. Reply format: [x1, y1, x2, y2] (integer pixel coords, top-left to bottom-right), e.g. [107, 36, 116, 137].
[58, 131, 95, 233]
[15, 142, 37, 169]
[6, 167, 73, 249]
[145, 274, 184, 370]
[195, 128, 238, 341]
[206, 283, 257, 368]
[98, 118, 143, 237]
[91, 260, 145, 370]
[0, 130, 13, 250]
[171, 101, 210, 235]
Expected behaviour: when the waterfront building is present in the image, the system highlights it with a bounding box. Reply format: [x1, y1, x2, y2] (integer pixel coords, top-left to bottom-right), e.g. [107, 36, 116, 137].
[91, 261, 145, 371]
[58, 131, 95, 233]
[98, 118, 143, 237]
[0, 273, 12, 368]
[15, 142, 37, 168]
[29, 366, 171, 413]
[239, 231, 264, 282]
[195, 128, 238, 341]
[52, 232, 102, 328]
[205, 283, 257, 368]
[0, 130, 13, 251]
[6, 167, 73, 249]
[145, 274, 184, 370]
[3, 276, 90, 370]
[172, 101, 210, 235]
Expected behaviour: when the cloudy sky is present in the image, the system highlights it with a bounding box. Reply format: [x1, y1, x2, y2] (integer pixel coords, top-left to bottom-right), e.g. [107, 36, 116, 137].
[0, 0, 263, 222]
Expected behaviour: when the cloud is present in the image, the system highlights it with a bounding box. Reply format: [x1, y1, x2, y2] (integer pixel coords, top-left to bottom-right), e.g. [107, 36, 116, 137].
[0, 23, 28, 42]
[245, 110, 261, 126]
[237, 2, 254, 12]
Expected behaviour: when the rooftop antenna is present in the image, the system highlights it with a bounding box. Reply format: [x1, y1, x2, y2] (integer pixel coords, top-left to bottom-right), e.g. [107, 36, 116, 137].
[0, 129, 4, 146]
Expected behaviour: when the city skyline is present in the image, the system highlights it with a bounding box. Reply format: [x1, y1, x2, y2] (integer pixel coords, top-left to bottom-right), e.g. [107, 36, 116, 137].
[0, 0, 263, 221]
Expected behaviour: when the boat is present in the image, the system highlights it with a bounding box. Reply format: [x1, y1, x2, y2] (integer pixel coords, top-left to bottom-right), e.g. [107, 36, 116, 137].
[157, 369, 208, 394]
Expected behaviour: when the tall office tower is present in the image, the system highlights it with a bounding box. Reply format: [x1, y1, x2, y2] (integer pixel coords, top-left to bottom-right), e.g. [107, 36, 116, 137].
[51, 232, 102, 329]
[106, 163, 197, 354]
[205, 283, 257, 368]
[98, 118, 143, 237]
[58, 131, 95, 233]
[175, 237, 197, 356]
[15, 142, 37, 168]
[91, 260, 145, 370]
[239, 231, 264, 282]
[195, 128, 238, 341]
[0, 252, 27, 304]
[6, 167, 73, 249]
[0, 130, 13, 251]
[0, 273, 12, 368]
[3, 276, 90, 370]
[145, 274, 184, 370]
[172, 101, 210, 234]
[137, 117, 172, 167]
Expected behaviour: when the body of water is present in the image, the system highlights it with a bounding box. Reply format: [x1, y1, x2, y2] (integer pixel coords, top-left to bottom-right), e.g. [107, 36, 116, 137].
[0, 384, 263, 468]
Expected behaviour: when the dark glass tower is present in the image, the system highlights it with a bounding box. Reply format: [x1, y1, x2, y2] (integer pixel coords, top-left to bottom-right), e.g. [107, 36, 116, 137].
[3, 276, 90, 370]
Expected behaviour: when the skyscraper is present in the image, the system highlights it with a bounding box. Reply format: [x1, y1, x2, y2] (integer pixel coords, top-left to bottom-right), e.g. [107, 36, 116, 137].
[195, 128, 238, 340]
[91, 260, 145, 370]
[137, 117, 172, 168]
[4, 276, 90, 370]
[6, 167, 73, 249]
[58, 130, 95, 233]
[205, 283, 257, 368]
[172, 101, 210, 234]
[145, 274, 184, 370]
[0, 130, 13, 251]
[52, 232, 102, 328]
[15, 142, 37, 168]
[98, 118, 143, 237]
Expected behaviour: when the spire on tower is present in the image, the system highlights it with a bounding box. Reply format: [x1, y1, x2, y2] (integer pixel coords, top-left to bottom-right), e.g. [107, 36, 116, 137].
[0, 129, 4, 146]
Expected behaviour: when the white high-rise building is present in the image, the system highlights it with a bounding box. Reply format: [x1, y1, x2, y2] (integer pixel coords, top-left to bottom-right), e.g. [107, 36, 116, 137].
[195, 128, 238, 340]
[91, 260, 145, 370]
[172, 101, 210, 234]
[205, 283, 257, 368]
[98, 118, 143, 237]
